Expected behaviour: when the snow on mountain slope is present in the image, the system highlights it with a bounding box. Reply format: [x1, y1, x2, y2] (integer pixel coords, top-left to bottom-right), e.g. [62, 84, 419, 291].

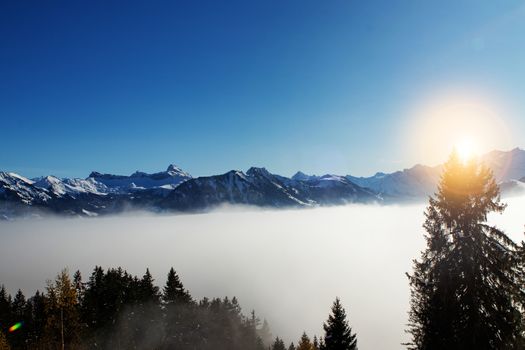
[0, 172, 52, 204]
[291, 171, 318, 182]
[2, 148, 525, 219]
[88, 164, 191, 192]
[245, 167, 311, 205]
[33, 176, 108, 196]
[342, 148, 525, 201]
[161, 167, 379, 212]
[346, 164, 442, 200]
[161, 170, 263, 210]
[481, 148, 525, 182]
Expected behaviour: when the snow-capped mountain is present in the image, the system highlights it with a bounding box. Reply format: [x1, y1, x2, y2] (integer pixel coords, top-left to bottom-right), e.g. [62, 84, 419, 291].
[291, 171, 318, 182]
[1, 148, 525, 219]
[481, 148, 525, 182]
[346, 164, 442, 201]
[343, 148, 525, 201]
[0, 172, 52, 205]
[33, 176, 108, 196]
[0, 164, 194, 219]
[160, 167, 378, 211]
[88, 164, 191, 192]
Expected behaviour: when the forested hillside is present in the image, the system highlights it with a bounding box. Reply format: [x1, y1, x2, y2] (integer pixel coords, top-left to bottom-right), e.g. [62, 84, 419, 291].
[0, 267, 357, 350]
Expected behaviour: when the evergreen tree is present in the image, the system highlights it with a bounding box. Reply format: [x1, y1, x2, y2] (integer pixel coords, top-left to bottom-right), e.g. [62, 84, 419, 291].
[323, 298, 357, 350]
[139, 268, 160, 303]
[162, 268, 194, 349]
[11, 290, 25, 319]
[249, 309, 260, 330]
[297, 332, 314, 350]
[26, 291, 47, 348]
[313, 336, 319, 350]
[0, 286, 12, 334]
[9, 290, 26, 349]
[319, 337, 326, 350]
[0, 265, 273, 350]
[73, 270, 84, 305]
[288, 342, 296, 350]
[162, 267, 192, 304]
[407, 152, 524, 349]
[272, 337, 287, 350]
[81, 266, 105, 335]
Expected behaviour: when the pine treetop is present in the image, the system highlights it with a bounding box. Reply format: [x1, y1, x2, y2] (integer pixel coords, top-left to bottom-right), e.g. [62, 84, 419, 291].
[162, 267, 192, 304]
[323, 298, 357, 350]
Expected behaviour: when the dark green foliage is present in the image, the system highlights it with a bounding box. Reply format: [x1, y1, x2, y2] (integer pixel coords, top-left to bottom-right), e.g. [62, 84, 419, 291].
[272, 337, 287, 350]
[73, 270, 84, 305]
[0, 266, 268, 350]
[0, 286, 12, 334]
[8, 290, 25, 349]
[162, 267, 192, 305]
[138, 268, 160, 303]
[323, 298, 357, 350]
[407, 152, 524, 349]
[319, 336, 326, 349]
[161, 267, 194, 349]
[11, 290, 25, 319]
[25, 291, 46, 347]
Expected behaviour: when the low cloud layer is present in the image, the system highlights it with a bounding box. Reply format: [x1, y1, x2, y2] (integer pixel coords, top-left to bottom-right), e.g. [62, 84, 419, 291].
[1, 198, 524, 349]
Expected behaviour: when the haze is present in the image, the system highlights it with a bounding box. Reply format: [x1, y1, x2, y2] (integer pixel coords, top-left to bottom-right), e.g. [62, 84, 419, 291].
[1, 197, 524, 349]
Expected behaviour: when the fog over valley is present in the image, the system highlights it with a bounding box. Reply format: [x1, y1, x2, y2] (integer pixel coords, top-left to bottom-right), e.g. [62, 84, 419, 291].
[1, 197, 524, 349]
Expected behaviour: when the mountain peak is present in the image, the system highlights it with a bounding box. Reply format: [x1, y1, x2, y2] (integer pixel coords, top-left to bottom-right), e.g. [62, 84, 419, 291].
[292, 171, 316, 181]
[166, 164, 191, 178]
[246, 167, 271, 177]
[167, 164, 182, 172]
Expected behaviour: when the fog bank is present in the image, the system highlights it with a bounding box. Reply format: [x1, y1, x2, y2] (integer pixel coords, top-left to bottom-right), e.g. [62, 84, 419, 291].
[1, 198, 524, 349]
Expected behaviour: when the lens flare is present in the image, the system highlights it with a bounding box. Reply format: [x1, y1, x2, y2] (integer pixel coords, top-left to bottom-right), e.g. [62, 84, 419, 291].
[9, 322, 23, 332]
[455, 137, 478, 163]
[407, 89, 513, 165]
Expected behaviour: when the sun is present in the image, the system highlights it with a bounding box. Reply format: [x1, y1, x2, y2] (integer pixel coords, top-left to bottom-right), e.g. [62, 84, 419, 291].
[455, 137, 478, 163]
[407, 90, 514, 165]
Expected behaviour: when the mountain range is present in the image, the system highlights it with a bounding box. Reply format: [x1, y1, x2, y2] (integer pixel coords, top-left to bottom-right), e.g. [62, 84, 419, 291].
[1, 148, 524, 219]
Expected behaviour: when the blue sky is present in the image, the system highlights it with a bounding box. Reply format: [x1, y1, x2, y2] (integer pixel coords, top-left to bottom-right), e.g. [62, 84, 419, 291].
[1, 0, 524, 178]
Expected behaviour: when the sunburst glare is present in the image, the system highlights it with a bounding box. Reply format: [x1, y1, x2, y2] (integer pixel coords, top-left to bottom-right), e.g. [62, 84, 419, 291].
[455, 137, 478, 163]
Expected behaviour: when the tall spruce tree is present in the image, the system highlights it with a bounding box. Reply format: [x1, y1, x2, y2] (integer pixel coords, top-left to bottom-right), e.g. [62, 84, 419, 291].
[323, 298, 357, 350]
[27, 290, 46, 348]
[139, 268, 160, 303]
[162, 267, 192, 304]
[9, 290, 26, 349]
[407, 152, 524, 349]
[11, 290, 25, 319]
[272, 337, 287, 350]
[0, 286, 11, 335]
